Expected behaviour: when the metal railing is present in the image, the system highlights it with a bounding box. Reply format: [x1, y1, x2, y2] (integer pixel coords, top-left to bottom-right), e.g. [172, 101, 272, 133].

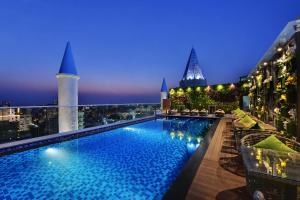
[0, 103, 160, 144]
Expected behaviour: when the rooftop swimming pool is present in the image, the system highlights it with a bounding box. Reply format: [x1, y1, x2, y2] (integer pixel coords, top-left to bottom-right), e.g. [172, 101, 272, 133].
[0, 117, 215, 199]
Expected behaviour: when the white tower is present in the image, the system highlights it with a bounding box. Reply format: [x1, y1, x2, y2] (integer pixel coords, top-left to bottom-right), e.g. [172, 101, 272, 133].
[160, 78, 168, 110]
[56, 42, 80, 132]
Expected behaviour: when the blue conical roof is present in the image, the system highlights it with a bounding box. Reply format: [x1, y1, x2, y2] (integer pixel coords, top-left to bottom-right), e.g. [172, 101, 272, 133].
[58, 42, 78, 75]
[161, 78, 168, 92]
[182, 48, 205, 80]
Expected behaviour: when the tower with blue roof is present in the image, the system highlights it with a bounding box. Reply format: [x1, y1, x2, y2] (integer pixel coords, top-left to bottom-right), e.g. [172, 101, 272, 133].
[56, 42, 80, 132]
[180, 48, 207, 87]
[160, 78, 168, 110]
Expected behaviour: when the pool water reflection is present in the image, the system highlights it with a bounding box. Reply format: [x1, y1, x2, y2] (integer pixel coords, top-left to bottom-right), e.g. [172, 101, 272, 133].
[0, 118, 215, 200]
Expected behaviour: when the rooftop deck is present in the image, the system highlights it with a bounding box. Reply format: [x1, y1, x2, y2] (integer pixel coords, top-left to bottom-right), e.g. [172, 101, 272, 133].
[186, 118, 249, 200]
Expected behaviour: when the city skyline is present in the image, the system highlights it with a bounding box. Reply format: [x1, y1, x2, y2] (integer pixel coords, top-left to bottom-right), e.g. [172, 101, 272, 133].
[0, 0, 299, 105]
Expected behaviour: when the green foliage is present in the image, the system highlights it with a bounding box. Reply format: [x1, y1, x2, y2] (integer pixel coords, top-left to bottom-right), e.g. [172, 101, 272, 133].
[169, 85, 239, 113]
[215, 101, 239, 113]
[186, 90, 215, 110]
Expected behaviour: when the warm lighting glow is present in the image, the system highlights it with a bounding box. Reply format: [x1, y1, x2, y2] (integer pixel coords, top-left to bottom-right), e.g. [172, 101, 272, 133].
[186, 87, 192, 93]
[177, 88, 185, 96]
[280, 94, 287, 102]
[216, 84, 224, 91]
[205, 85, 211, 92]
[229, 83, 235, 90]
[195, 87, 201, 92]
[279, 158, 287, 168]
[277, 47, 283, 52]
[242, 83, 249, 88]
[263, 62, 268, 66]
[169, 89, 175, 95]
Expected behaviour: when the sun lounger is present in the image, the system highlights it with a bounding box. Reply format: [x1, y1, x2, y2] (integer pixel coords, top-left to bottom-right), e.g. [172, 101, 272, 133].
[199, 109, 208, 116]
[190, 109, 199, 116]
[181, 109, 190, 115]
[215, 109, 225, 117]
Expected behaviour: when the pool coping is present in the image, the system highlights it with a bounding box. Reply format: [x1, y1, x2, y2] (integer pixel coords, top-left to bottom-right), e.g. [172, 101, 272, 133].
[163, 118, 221, 200]
[0, 116, 156, 156]
[157, 113, 219, 119]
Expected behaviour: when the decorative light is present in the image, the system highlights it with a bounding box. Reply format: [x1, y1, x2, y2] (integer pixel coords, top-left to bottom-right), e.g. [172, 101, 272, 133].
[229, 83, 235, 90]
[274, 107, 280, 114]
[177, 131, 184, 140]
[169, 89, 175, 95]
[279, 158, 287, 168]
[277, 47, 283, 52]
[177, 88, 185, 96]
[280, 94, 287, 102]
[170, 132, 175, 139]
[186, 87, 192, 93]
[242, 83, 249, 88]
[196, 137, 201, 143]
[263, 62, 268, 66]
[205, 86, 211, 92]
[195, 87, 201, 92]
[216, 84, 224, 91]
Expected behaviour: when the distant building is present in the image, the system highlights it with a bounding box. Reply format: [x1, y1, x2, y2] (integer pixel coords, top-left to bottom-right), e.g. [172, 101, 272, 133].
[0, 108, 31, 131]
[18, 115, 32, 131]
[0, 108, 20, 122]
[180, 48, 207, 87]
[78, 111, 85, 129]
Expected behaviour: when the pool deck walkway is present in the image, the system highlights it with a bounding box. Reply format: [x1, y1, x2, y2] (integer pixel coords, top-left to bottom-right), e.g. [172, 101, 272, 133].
[186, 118, 247, 200]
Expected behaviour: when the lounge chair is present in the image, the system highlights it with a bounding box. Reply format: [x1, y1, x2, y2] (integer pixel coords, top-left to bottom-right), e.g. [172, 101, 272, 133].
[190, 109, 199, 116]
[232, 108, 246, 119]
[215, 109, 225, 117]
[199, 109, 208, 116]
[233, 114, 278, 151]
[169, 109, 178, 115]
[181, 109, 190, 115]
[240, 133, 300, 199]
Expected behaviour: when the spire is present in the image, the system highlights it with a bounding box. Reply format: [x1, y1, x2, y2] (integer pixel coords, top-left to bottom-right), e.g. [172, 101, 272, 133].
[58, 42, 78, 75]
[161, 78, 168, 92]
[182, 48, 205, 81]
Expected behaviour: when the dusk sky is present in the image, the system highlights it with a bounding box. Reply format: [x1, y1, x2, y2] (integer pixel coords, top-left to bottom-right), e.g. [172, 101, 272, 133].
[0, 0, 299, 105]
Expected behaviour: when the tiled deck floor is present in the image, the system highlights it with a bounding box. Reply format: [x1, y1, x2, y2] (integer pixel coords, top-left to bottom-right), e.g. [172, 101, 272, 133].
[186, 118, 248, 200]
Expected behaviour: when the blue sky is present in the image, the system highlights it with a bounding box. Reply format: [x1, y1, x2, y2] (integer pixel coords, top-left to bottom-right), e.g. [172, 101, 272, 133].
[0, 0, 299, 105]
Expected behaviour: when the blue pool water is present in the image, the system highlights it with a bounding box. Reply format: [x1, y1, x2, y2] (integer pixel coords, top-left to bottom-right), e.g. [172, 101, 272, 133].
[0, 118, 215, 200]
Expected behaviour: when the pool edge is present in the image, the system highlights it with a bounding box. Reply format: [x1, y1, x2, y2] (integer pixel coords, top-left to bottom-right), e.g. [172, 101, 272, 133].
[0, 116, 156, 156]
[163, 118, 221, 200]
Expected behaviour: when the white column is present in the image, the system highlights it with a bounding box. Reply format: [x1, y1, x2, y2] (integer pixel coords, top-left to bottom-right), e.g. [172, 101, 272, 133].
[160, 91, 168, 110]
[57, 74, 79, 132]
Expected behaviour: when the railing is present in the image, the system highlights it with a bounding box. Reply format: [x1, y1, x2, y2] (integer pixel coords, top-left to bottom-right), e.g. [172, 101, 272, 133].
[0, 103, 160, 144]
